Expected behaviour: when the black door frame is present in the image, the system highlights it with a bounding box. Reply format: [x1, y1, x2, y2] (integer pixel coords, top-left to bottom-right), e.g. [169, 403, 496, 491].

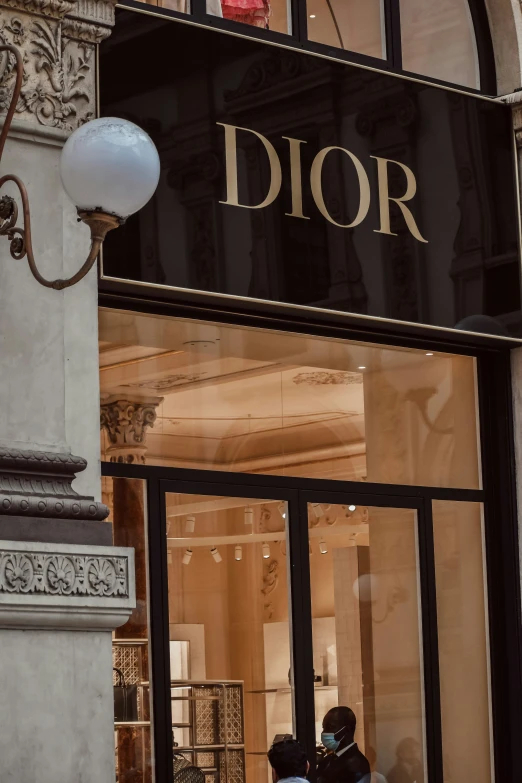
[105, 464, 488, 783]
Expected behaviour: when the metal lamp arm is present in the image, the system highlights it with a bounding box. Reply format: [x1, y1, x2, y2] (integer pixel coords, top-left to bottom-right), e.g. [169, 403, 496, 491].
[0, 43, 120, 291]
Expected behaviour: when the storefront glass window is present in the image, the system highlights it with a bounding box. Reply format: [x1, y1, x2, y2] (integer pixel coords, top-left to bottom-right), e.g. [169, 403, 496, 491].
[399, 0, 480, 89]
[206, 0, 291, 34]
[99, 309, 481, 490]
[307, 503, 426, 782]
[432, 500, 492, 783]
[306, 0, 385, 59]
[165, 491, 293, 783]
[105, 477, 156, 782]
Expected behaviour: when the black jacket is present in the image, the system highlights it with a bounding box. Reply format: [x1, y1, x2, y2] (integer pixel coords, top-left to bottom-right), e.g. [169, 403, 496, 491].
[317, 744, 371, 783]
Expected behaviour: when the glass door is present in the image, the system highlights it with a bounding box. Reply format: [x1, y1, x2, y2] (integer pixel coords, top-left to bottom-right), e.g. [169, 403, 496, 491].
[149, 480, 437, 783]
[300, 493, 436, 783]
[158, 483, 299, 783]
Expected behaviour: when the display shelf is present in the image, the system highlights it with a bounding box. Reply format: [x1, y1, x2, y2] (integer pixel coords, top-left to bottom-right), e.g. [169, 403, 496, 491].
[171, 680, 245, 783]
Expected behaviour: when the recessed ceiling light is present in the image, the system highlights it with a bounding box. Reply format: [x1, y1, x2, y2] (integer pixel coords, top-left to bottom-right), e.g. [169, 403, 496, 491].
[309, 13, 316, 17]
[358, 366, 366, 370]
[426, 352, 434, 356]
[348, 504, 357, 512]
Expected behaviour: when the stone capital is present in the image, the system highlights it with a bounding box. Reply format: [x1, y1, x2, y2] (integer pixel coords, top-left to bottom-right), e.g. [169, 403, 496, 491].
[0, 0, 118, 135]
[0, 540, 135, 630]
[100, 395, 163, 464]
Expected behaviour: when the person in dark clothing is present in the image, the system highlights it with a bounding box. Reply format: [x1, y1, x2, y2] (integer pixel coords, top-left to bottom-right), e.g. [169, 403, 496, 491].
[317, 707, 370, 783]
[268, 738, 310, 783]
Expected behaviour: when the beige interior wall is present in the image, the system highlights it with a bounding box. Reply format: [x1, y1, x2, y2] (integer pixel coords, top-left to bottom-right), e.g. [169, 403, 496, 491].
[433, 501, 491, 783]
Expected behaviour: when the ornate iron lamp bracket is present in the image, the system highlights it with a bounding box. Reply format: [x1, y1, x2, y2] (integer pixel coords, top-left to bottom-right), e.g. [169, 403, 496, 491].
[0, 44, 122, 291]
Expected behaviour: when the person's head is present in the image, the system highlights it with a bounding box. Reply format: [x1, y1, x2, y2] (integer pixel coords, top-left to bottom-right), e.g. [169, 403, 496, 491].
[268, 738, 309, 782]
[396, 738, 420, 764]
[321, 707, 357, 752]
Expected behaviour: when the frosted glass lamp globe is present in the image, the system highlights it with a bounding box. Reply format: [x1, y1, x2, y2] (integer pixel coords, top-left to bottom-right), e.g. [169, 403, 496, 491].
[60, 117, 160, 220]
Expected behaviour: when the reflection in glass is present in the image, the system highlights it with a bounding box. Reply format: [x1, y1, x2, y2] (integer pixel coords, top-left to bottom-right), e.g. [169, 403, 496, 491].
[433, 501, 492, 783]
[99, 309, 481, 490]
[206, 0, 291, 34]
[308, 503, 425, 783]
[306, 0, 385, 59]
[106, 477, 155, 783]
[165, 492, 293, 783]
[400, 0, 479, 88]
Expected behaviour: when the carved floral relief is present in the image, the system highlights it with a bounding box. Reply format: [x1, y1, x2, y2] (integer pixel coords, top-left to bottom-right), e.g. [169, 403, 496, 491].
[0, 549, 129, 596]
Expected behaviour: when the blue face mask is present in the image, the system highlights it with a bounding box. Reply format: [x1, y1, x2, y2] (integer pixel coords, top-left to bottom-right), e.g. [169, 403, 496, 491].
[321, 726, 346, 752]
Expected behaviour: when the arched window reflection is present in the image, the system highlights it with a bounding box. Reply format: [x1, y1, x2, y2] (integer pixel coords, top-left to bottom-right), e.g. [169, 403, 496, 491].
[400, 0, 480, 89]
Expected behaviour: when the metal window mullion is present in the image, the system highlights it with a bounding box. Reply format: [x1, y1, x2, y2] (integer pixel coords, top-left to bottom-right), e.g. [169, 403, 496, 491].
[417, 498, 443, 783]
[149, 478, 175, 783]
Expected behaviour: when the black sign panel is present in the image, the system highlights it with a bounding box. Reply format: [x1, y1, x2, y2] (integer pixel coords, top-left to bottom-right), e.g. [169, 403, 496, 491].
[100, 9, 522, 338]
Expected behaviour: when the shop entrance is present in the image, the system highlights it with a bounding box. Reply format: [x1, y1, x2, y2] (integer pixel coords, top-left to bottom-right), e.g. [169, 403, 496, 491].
[108, 468, 448, 783]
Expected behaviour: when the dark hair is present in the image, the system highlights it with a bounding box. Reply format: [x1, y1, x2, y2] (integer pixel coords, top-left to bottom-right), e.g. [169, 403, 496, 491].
[323, 707, 357, 738]
[268, 739, 308, 779]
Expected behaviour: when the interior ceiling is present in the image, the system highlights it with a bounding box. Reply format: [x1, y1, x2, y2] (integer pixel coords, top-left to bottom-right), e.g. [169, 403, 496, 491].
[99, 310, 451, 470]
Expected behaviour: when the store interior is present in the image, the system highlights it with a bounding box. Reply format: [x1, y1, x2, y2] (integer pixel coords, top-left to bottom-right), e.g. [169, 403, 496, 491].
[100, 310, 490, 783]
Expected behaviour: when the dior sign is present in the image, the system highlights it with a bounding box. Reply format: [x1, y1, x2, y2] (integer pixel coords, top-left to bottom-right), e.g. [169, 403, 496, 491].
[218, 122, 427, 243]
[101, 13, 522, 336]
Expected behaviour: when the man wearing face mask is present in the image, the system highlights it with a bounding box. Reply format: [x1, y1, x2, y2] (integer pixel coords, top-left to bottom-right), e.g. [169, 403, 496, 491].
[317, 707, 370, 783]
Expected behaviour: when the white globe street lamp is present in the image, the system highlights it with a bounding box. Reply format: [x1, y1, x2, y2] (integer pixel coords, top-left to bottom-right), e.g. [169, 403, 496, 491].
[0, 45, 160, 290]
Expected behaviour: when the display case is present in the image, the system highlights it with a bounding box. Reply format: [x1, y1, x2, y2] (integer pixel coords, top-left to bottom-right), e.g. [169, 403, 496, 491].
[113, 639, 152, 783]
[172, 681, 245, 783]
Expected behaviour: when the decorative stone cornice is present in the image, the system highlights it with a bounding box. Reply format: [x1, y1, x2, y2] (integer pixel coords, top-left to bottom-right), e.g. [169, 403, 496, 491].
[100, 395, 163, 464]
[0, 445, 109, 521]
[0, 540, 135, 630]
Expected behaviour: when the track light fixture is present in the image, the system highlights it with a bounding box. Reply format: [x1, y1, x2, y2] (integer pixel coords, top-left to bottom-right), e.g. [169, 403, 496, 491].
[262, 542, 270, 559]
[182, 548, 193, 565]
[235, 545, 243, 561]
[211, 547, 222, 563]
[185, 515, 196, 533]
[311, 503, 324, 519]
[244, 506, 254, 526]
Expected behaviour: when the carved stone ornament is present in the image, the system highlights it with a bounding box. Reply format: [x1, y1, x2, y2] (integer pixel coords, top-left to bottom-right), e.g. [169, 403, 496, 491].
[100, 396, 163, 464]
[0, 445, 109, 521]
[0, 0, 117, 132]
[0, 549, 128, 596]
[293, 371, 363, 386]
[0, 540, 135, 630]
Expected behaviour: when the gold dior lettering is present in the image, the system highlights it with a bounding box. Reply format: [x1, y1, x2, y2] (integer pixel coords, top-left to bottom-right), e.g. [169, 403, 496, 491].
[217, 122, 428, 244]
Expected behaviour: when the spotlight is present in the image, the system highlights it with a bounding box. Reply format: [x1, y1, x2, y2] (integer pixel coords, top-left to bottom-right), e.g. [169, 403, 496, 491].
[185, 515, 195, 533]
[426, 352, 434, 357]
[211, 547, 222, 563]
[244, 507, 254, 526]
[348, 504, 357, 512]
[311, 503, 324, 519]
[182, 548, 193, 565]
[358, 366, 366, 370]
[278, 502, 287, 519]
[235, 545, 243, 561]
[262, 542, 270, 559]
[319, 539, 328, 555]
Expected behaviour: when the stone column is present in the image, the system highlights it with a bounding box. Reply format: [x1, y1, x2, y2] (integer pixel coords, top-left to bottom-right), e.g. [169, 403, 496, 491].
[0, 1, 136, 781]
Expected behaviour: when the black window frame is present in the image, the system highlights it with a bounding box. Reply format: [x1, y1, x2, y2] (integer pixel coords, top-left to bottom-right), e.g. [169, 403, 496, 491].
[100, 288, 522, 783]
[116, 0, 497, 95]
